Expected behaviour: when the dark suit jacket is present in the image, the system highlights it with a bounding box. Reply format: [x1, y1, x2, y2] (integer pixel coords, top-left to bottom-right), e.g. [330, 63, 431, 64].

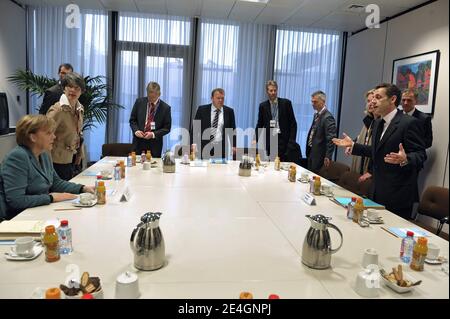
[352, 110, 426, 215]
[412, 108, 433, 149]
[191, 104, 236, 159]
[40, 83, 63, 115]
[129, 98, 172, 158]
[306, 108, 337, 173]
[255, 98, 300, 162]
[0, 146, 83, 219]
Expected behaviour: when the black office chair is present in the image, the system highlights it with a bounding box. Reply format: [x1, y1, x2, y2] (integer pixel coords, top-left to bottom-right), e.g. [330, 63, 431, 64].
[417, 186, 449, 235]
[101, 143, 133, 158]
[318, 161, 350, 184]
[337, 171, 372, 198]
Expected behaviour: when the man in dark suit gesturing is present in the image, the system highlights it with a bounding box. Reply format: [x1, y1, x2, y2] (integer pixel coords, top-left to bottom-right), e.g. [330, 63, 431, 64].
[255, 80, 301, 162]
[129, 82, 172, 158]
[333, 83, 426, 219]
[40, 63, 73, 115]
[306, 90, 337, 173]
[191, 88, 236, 159]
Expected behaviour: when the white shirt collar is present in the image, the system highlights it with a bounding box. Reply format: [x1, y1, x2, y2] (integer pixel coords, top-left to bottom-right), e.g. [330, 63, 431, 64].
[59, 94, 83, 112]
[316, 105, 327, 115]
[269, 98, 278, 105]
[382, 108, 397, 126]
[404, 108, 415, 116]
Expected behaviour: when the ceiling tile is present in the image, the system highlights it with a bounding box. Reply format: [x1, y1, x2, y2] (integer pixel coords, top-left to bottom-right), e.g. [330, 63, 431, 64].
[100, 0, 138, 12]
[254, 4, 295, 25]
[72, 0, 105, 10]
[229, 1, 266, 22]
[265, 0, 304, 7]
[134, 0, 167, 14]
[167, 0, 202, 17]
[201, 0, 236, 19]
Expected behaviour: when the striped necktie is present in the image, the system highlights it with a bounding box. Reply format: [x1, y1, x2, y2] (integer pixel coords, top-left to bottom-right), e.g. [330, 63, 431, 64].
[210, 109, 220, 142]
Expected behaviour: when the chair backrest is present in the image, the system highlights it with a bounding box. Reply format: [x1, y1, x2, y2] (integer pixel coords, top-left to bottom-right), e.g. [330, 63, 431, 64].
[418, 186, 449, 221]
[101, 143, 133, 158]
[337, 171, 372, 197]
[318, 161, 350, 183]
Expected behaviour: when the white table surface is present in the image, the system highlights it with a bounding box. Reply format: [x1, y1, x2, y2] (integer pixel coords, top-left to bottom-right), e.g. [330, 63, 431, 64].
[0, 157, 448, 299]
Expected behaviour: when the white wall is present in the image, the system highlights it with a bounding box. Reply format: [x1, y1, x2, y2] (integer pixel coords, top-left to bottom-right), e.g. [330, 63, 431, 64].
[0, 0, 27, 127]
[339, 0, 449, 232]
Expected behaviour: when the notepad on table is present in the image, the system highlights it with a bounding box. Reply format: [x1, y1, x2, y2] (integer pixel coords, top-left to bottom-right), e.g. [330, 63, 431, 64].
[330, 196, 385, 209]
[0, 220, 45, 241]
[387, 227, 430, 238]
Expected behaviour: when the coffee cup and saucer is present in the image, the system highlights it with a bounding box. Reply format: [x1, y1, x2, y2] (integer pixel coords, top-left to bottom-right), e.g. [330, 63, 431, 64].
[298, 172, 309, 183]
[425, 243, 446, 265]
[4, 237, 43, 261]
[73, 193, 97, 207]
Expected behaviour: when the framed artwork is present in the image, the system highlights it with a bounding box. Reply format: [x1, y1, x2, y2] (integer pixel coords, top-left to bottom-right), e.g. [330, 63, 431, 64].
[392, 50, 440, 115]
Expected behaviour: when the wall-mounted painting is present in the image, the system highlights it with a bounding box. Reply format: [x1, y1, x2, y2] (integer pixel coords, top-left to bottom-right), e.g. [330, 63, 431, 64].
[392, 50, 440, 115]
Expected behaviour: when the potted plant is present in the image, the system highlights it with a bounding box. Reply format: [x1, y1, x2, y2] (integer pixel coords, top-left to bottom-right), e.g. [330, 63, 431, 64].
[8, 69, 123, 131]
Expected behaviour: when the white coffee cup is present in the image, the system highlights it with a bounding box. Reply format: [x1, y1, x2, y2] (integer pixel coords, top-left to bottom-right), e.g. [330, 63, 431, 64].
[362, 248, 379, 268]
[115, 271, 140, 299]
[355, 267, 380, 298]
[12, 236, 34, 256]
[143, 162, 151, 170]
[367, 209, 379, 220]
[80, 193, 95, 205]
[321, 184, 333, 196]
[427, 243, 440, 260]
[301, 172, 309, 181]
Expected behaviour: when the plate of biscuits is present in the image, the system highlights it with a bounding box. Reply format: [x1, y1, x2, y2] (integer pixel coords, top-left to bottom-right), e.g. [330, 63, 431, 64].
[60, 271, 103, 299]
[380, 265, 422, 293]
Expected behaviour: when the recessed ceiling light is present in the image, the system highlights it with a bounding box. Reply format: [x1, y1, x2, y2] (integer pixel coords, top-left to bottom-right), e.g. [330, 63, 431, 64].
[238, 0, 270, 4]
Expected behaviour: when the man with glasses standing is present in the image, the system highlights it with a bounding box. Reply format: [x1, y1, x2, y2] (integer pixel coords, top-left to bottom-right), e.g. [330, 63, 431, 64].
[130, 82, 172, 158]
[40, 63, 73, 115]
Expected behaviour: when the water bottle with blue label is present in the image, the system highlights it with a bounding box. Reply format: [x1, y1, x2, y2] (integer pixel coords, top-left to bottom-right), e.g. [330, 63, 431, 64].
[58, 220, 73, 255]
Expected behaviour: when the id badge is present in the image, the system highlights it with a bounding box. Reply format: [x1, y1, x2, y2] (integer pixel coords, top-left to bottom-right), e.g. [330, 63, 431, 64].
[270, 120, 276, 128]
[150, 122, 156, 130]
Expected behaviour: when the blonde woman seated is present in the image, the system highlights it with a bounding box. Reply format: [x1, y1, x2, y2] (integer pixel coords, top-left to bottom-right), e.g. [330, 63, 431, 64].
[0, 115, 94, 220]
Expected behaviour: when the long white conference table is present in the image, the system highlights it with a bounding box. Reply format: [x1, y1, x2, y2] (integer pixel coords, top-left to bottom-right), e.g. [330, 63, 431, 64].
[0, 157, 448, 299]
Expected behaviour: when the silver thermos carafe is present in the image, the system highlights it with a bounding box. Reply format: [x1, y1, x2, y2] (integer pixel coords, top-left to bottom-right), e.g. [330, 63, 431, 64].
[302, 214, 343, 269]
[130, 212, 165, 271]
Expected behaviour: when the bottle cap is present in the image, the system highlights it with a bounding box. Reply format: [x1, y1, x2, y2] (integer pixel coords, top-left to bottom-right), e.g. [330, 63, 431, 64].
[316, 176, 320, 181]
[45, 225, 56, 234]
[239, 291, 253, 299]
[356, 197, 363, 203]
[406, 231, 414, 237]
[268, 294, 280, 299]
[96, 175, 102, 179]
[45, 287, 61, 299]
[81, 293, 94, 299]
[60, 220, 69, 227]
[351, 197, 357, 201]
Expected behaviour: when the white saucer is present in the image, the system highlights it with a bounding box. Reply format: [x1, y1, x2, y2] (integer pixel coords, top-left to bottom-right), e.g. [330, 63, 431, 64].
[368, 218, 384, 224]
[297, 178, 309, 184]
[4, 243, 43, 261]
[72, 198, 98, 207]
[425, 258, 445, 265]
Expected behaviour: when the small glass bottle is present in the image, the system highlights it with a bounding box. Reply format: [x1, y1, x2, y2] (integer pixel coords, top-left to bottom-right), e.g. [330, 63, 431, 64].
[114, 164, 120, 180]
[146, 150, 152, 162]
[97, 181, 106, 205]
[352, 197, 364, 223]
[288, 164, 296, 182]
[141, 151, 146, 164]
[131, 151, 136, 166]
[255, 154, 261, 170]
[313, 176, 321, 195]
[95, 175, 102, 195]
[400, 231, 415, 264]
[120, 160, 125, 179]
[309, 176, 316, 193]
[43, 225, 60, 262]
[127, 154, 132, 167]
[58, 220, 73, 255]
[274, 156, 281, 171]
[410, 237, 428, 271]
[346, 197, 356, 220]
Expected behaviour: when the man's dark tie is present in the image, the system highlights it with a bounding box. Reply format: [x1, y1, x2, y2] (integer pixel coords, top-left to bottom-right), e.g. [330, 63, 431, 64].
[210, 109, 220, 142]
[307, 113, 319, 147]
[144, 102, 156, 132]
[374, 118, 385, 146]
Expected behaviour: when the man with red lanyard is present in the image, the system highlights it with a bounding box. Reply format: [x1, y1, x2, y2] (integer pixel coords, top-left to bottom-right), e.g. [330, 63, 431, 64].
[129, 82, 172, 158]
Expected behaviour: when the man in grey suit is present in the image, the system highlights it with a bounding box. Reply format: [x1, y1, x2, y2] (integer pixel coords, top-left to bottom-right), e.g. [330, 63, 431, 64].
[306, 90, 337, 173]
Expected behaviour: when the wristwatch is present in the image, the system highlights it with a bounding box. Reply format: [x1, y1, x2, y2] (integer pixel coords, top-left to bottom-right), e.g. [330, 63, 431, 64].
[400, 158, 409, 167]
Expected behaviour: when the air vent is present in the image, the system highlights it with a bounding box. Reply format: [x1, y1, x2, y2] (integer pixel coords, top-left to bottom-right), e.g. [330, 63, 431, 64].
[345, 4, 366, 13]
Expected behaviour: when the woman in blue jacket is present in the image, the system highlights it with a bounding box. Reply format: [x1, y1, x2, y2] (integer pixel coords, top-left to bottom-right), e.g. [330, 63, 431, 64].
[0, 114, 94, 220]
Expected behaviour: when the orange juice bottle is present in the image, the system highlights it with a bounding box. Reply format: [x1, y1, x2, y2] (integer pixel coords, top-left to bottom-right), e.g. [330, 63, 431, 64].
[120, 160, 125, 179]
[313, 176, 321, 195]
[146, 150, 152, 162]
[352, 198, 364, 223]
[131, 152, 136, 166]
[97, 181, 106, 205]
[410, 237, 428, 271]
[45, 287, 61, 299]
[43, 225, 60, 262]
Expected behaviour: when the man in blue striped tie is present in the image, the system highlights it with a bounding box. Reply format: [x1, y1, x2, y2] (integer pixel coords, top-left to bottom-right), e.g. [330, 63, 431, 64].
[190, 88, 236, 159]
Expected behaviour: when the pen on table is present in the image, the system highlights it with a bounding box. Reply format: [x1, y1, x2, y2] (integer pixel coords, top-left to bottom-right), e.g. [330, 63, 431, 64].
[380, 226, 399, 238]
[54, 208, 82, 211]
